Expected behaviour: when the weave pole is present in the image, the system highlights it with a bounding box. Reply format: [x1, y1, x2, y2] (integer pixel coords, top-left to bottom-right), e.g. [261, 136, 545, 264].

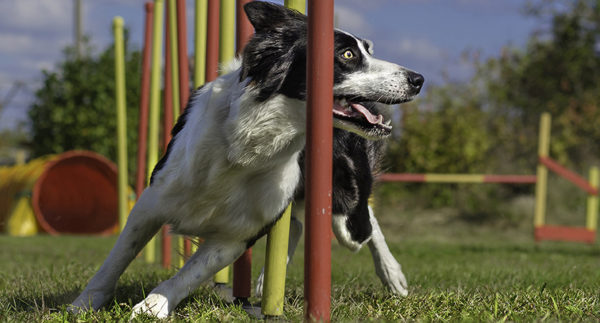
[206, 0, 230, 285]
[161, 0, 176, 268]
[305, 0, 334, 321]
[135, 2, 153, 206]
[232, 0, 254, 304]
[533, 113, 551, 229]
[145, 0, 164, 263]
[113, 16, 128, 232]
[194, 0, 207, 88]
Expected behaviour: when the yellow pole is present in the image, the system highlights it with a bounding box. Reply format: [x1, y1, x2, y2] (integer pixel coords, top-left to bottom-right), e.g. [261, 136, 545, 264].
[262, 203, 293, 316]
[168, 0, 181, 121]
[194, 0, 207, 88]
[260, 2, 305, 317]
[586, 167, 598, 231]
[213, 0, 236, 285]
[284, 0, 305, 12]
[534, 113, 551, 228]
[145, 0, 165, 263]
[113, 16, 129, 232]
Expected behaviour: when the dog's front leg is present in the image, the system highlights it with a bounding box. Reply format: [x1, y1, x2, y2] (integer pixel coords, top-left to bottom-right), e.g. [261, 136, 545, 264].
[367, 206, 408, 296]
[69, 195, 164, 312]
[131, 239, 246, 319]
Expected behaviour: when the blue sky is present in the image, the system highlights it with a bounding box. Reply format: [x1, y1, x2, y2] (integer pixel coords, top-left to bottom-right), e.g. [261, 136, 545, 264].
[0, 0, 540, 130]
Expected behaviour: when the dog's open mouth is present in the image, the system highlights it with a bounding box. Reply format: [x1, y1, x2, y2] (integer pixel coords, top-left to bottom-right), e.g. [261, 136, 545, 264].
[332, 98, 392, 139]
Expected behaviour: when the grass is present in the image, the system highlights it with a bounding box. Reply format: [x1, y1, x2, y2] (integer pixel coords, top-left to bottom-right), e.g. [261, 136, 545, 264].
[1, 207, 600, 322]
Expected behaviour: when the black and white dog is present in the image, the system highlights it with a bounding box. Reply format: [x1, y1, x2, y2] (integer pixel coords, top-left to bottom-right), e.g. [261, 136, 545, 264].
[70, 2, 422, 318]
[255, 104, 408, 298]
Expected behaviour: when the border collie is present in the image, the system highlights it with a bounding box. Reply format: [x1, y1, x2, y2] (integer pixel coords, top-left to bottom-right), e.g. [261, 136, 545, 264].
[70, 2, 423, 318]
[255, 104, 408, 297]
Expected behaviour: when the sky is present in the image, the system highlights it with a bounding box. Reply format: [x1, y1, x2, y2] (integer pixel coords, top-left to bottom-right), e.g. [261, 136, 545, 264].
[0, 0, 541, 131]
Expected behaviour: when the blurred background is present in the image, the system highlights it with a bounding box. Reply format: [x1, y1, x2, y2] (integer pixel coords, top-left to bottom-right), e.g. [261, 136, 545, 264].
[0, 0, 599, 236]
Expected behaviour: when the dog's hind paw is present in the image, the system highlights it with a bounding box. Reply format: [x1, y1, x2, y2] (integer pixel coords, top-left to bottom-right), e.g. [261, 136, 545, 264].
[254, 267, 265, 297]
[131, 293, 170, 319]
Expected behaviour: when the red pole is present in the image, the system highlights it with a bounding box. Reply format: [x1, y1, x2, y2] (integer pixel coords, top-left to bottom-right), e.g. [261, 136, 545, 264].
[135, 2, 153, 200]
[205, 0, 220, 83]
[176, 0, 190, 112]
[236, 0, 253, 54]
[161, 2, 174, 269]
[175, 0, 193, 260]
[232, 0, 254, 301]
[305, 0, 334, 321]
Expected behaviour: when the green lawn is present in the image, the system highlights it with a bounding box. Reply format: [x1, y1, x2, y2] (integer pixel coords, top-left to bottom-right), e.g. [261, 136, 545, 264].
[1, 214, 600, 322]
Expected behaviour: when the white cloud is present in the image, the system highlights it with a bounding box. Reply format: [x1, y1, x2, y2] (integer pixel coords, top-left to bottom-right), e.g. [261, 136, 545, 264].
[335, 5, 373, 36]
[0, 1, 71, 32]
[390, 38, 447, 62]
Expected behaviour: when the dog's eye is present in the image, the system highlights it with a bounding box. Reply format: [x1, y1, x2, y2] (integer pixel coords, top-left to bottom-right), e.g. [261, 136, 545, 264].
[342, 50, 354, 59]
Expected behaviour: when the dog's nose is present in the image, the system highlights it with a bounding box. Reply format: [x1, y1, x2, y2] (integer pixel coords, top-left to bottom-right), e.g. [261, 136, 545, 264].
[407, 71, 424, 91]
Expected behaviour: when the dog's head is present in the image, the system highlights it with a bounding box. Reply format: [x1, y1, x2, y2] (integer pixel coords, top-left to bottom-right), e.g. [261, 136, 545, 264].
[242, 1, 424, 139]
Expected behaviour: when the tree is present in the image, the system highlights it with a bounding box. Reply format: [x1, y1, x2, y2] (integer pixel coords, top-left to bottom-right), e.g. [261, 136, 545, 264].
[29, 34, 141, 181]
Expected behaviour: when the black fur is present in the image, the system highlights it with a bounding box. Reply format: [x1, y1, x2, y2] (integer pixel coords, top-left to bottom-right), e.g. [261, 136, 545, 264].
[150, 87, 201, 185]
[295, 102, 386, 245]
[242, 1, 372, 102]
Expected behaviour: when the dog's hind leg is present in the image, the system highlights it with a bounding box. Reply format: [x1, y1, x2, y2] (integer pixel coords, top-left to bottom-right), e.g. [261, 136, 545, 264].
[131, 239, 246, 318]
[367, 205, 408, 296]
[69, 189, 165, 312]
[255, 213, 303, 297]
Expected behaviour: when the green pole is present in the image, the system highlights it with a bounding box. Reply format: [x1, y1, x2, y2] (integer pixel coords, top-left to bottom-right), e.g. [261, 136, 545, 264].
[262, 203, 292, 316]
[586, 167, 599, 231]
[145, 0, 165, 263]
[168, 0, 181, 121]
[534, 112, 551, 229]
[218, 0, 235, 69]
[284, 0, 306, 12]
[213, 0, 236, 285]
[261, 2, 305, 317]
[113, 16, 128, 232]
[194, 0, 207, 88]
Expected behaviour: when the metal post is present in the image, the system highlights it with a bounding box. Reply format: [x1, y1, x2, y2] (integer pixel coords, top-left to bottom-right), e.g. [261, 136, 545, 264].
[145, 0, 165, 263]
[74, 0, 83, 58]
[305, 0, 333, 321]
[534, 113, 551, 230]
[113, 16, 128, 232]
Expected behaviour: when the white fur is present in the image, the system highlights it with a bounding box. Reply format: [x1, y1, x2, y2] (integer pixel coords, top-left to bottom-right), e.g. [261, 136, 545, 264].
[70, 68, 307, 318]
[255, 205, 408, 297]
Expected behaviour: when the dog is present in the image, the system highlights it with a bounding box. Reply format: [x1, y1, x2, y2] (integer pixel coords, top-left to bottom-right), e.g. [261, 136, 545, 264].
[255, 104, 408, 297]
[70, 2, 423, 318]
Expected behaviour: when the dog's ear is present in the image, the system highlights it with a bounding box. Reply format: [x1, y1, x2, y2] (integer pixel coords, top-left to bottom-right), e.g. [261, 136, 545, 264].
[244, 1, 305, 33]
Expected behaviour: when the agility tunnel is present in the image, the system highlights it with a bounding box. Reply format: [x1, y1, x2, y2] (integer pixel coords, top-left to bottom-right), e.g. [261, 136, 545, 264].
[0, 150, 126, 236]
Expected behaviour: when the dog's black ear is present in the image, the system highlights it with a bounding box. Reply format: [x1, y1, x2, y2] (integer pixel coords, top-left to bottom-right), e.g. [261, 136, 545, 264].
[244, 1, 305, 33]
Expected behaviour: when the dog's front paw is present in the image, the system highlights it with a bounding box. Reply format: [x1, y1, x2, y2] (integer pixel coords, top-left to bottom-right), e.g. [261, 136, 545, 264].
[374, 257, 408, 296]
[131, 293, 170, 319]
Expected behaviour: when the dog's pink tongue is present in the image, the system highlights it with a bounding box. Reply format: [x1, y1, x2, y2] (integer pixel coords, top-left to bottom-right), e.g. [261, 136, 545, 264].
[350, 102, 383, 124]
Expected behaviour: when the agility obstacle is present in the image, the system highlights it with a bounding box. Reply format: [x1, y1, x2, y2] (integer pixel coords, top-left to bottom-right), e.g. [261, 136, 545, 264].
[113, 0, 334, 320]
[380, 112, 599, 244]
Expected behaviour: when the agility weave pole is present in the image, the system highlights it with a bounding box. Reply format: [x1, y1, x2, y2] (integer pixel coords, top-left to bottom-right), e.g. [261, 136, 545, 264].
[305, 0, 335, 320]
[113, 16, 129, 232]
